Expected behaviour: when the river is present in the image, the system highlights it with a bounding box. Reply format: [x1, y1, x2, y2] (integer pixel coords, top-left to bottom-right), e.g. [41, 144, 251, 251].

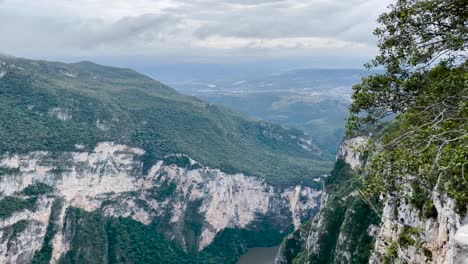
[237, 246, 280, 264]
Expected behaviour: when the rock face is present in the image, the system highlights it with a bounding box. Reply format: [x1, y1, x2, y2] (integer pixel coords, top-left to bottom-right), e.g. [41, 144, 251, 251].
[276, 137, 374, 264]
[370, 182, 467, 264]
[454, 225, 468, 264]
[276, 137, 468, 263]
[336, 136, 367, 170]
[0, 142, 321, 263]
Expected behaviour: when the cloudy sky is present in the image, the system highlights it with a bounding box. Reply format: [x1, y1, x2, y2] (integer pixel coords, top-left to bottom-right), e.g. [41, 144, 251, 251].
[0, 0, 393, 65]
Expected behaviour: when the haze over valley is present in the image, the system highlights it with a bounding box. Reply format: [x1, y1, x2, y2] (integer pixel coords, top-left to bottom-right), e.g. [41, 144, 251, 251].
[165, 67, 374, 158]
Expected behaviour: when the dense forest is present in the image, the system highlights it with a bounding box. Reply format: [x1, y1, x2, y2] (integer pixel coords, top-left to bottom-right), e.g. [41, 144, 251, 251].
[0, 57, 331, 187]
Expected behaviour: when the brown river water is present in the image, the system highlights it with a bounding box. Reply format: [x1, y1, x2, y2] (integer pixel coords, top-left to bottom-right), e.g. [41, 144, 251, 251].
[237, 246, 280, 264]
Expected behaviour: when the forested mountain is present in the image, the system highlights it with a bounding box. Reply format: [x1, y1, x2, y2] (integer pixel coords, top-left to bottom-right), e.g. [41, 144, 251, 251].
[169, 68, 375, 159]
[0, 55, 330, 263]
[0, 55, 331, 187]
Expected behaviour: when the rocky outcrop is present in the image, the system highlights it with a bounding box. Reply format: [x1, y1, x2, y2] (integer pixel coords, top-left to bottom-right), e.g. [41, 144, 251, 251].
[337, 136, 367, 170]
[276, 136, 468, 264]
[0, 142, 321, 263]
[454, 225, 468, 264]
[47, 108, 72, 121]
[370, 182, 467, 263]
[276, 137, 373, 264]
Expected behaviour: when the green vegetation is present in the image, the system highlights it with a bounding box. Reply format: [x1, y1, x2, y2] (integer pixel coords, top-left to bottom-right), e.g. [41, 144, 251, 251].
[33, 199, 63, 264]
[202, 93, 351, 159]
[292, 251, 309, 264]
[182, 199, 205, 252]
[281, 220, 312, 263]
[0, 196, 37, 219]
[198, 228, 248, 264]
[0, 56, 331, 187]
[347, 0, 467, 214]
[241, 210, 292, 248]
[61, 208, 109, 264]
[398, 226, 419, 247]
[148, 179, 177, 202]
[409, 182, 438, 218]
[59, 207, 284, 264]
[285, 160, 380, 264]
[10, 219, 29, 236]
[0, 166, 20, 175]
[22, 182, 54, 196]
[309, 161, 380, 264]
[383, 242, 399, 264]
[1, 219, 29, 250]
[163, 155, 192, 167]
[309, 198, 347, 264]
[340, 199, 380, 263]
[348, 0, 467, 130]
[423, 247, 432, 260]
[283, 1, 466, 263]
[163, 155, 202, 170]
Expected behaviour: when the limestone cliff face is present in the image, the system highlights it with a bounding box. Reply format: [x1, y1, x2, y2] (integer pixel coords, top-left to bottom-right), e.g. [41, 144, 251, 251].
[0, 142, 321, 263]
[276, 137, 468, 264]
[275, 137, 369, 264]
[370, 182, 468, 263]
[336, 136, 367, 170]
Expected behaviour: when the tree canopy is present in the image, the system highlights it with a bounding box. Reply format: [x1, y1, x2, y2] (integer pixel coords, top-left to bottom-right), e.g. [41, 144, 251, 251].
[348, 0, 467, 214]
[348, 0, 467, 132]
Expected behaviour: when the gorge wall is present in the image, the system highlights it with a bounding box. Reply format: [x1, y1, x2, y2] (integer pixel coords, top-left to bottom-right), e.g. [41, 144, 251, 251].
[276, 137, 468, 264]
[0, 142, 321, 263]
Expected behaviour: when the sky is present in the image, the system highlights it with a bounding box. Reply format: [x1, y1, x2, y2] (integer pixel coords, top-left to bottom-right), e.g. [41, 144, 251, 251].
[0, 0, 393, 67]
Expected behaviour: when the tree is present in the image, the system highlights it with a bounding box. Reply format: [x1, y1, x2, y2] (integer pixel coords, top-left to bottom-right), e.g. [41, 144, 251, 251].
[348, 0, 468, 214]
[347, 0, 467, 133]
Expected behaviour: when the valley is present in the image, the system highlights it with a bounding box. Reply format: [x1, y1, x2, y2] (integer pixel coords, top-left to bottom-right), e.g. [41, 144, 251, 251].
[0, 0, 466, 262]
[166, 68, 373, 159]
[0, 55, 328, 263]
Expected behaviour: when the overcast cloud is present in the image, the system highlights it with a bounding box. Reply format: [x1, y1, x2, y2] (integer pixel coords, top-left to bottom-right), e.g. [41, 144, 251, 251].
[0, 0, 393, 63]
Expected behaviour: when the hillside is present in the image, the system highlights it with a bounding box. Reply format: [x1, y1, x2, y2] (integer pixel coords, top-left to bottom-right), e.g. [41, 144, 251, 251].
[0, 55, 330, 263]
[200, 93, 349, 159]
[169, 68, 375, 159]
[0, 55, 331, 187]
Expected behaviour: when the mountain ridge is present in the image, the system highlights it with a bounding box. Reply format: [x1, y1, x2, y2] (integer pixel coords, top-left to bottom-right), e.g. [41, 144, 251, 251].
[0, 55, 331, 187]
[0, 55, 332, 263]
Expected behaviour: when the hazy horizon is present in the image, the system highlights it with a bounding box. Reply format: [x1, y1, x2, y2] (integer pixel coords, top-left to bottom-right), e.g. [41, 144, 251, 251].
[1, 0, 392, 68]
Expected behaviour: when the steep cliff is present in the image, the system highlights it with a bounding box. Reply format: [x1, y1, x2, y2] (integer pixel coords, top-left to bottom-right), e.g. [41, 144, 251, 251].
[275, 137, 380, 264]
[276, 0, 468, 262]
[0, 142, 321, 263]
[276, 133, 467, 264]
[0, 56, 332, 263]
[369, 178, 467, 263]
[0, 55, 331, 188]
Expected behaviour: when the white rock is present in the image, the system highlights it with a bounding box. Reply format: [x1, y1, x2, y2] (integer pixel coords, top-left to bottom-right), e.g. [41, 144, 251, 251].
[47, 107, 71, 121]
[337, 136, 368, 169]
[0, 142, 321, 261]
